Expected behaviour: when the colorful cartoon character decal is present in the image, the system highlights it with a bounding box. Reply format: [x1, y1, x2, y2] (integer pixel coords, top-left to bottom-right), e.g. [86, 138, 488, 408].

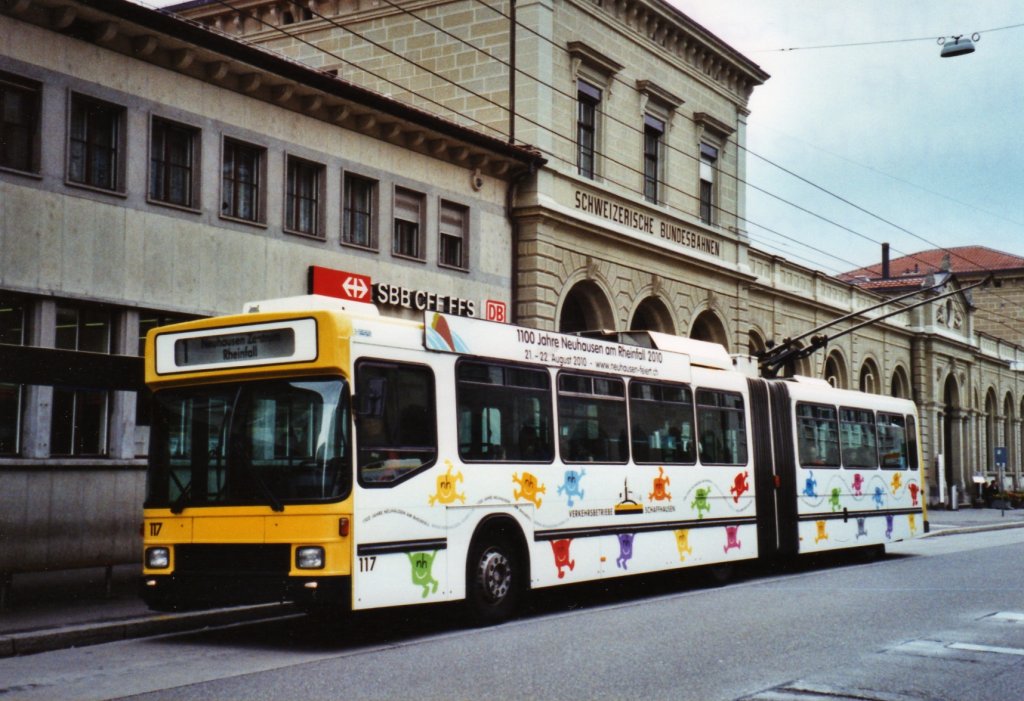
[558, 469, 587, 507]
[885, 514, 895, 539]
[856, 517, 868, 539]
[649, 467, 671, 502]
[909, 513, 917, 535]
[408, 551, 439, 598]
[829, 487, 842, 512]
[908, 482, 920, 506]
[691, 487, 712, 519]
[873, 486, 885, 509]
[513, 471, 546, 508]
[730, 471, 749, 503]
[428, 461, 465, 506]
[723, 525, 741, 553]
[615, 478, 644, 515]
[674, 529, 693, 562]
[814, 520, 829, 544]
[851, 473, 865, 496]
[891, 473, 903, 495]
[616, 533, 636, 570]
[803, 472, 818, 498]
[550, 539, 575, 578]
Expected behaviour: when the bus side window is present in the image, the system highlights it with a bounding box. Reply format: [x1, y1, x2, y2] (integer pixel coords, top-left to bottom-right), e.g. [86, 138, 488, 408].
[905, 415, 919, 470]
[557, 373, 627, 463]
[877, 412, 907, 469]
[795, 403, 840, 467]
[456, 360, 553, 463]
[839, 407, 877, 468]
[355, 360, 437, 485]
[629, 380, 695, 465]
[695, 389, 747, 465]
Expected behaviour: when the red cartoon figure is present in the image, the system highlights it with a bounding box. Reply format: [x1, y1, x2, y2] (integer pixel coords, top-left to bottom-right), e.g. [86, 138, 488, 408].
[730, 471, 749, 503]
[550, 539, 575, 579]
[649, 467, 672, 502]
[908, 482, 920, 506]
[851, 473, 865, 496]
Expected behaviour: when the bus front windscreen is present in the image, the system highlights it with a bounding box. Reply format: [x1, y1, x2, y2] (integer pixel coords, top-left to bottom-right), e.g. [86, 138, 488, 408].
[146, 378, 350, 511]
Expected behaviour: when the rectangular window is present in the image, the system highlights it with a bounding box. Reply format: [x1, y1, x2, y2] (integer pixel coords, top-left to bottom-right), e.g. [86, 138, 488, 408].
[136, 312, 192, 427]
[699, 143, 718, 224]
[51, 303, 112, 456]
[343, 173, 377, 249]
[221, 138, 264, 222]
[643, 115, 664, 203]
[68, 94, 124, 191]
[439, 201, 468, 270]
[0, 73, 41, 173]
[796, 403, 841, 467]
[456, 360, 553, 462]
[149, 118, 199, 208]
[630, 381, 695, 464]
[0, 297, 26, 456]
[577, 80, 600, 179]
[285, 155, 323, 237]
[840, 407, 877, 468]
[558, 373, 627, 463]
[393, 187, 424, 260]
[355, 360, 436, 485]
[696, 389, 747, 465]
[877, 412, 910, 469]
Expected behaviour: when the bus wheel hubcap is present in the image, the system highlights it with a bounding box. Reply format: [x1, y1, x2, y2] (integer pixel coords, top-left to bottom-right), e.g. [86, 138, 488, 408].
[478, 549, 511, 603]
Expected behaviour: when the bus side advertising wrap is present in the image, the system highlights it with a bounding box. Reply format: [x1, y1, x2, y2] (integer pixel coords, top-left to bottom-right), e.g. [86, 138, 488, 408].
[423, 312, 691, 383]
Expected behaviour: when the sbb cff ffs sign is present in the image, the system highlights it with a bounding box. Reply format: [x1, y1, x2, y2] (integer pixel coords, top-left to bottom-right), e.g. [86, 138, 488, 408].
[308, 266, 371, 302]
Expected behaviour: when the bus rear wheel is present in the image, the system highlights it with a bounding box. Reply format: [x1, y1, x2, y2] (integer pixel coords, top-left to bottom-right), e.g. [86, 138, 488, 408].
[466, 536, 521, 625]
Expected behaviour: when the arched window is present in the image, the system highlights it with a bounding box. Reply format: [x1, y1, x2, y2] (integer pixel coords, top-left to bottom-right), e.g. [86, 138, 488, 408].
[559, 280, 615, 334]
[824, 352, 848, 389]
[690, 310, 729, 351]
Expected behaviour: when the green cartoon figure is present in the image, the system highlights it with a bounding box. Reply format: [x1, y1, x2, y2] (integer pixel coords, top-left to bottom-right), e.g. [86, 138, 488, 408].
[408, 551, 439, 598]
[830, 487, 842, 512]
[691, 487, 712, 519]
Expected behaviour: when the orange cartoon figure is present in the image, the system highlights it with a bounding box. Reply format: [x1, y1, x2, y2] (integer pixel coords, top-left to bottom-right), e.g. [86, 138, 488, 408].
[513, 471, 546, 508]
[428, 461, 465, 506]
[649, 467, 671, 502]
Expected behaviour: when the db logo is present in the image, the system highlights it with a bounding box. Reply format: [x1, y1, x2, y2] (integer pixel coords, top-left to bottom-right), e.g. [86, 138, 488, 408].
[484, 300, 507, 323]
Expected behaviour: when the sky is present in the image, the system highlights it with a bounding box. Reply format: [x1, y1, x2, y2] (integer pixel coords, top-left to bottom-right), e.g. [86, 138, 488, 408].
[677, 0, 1024, 275]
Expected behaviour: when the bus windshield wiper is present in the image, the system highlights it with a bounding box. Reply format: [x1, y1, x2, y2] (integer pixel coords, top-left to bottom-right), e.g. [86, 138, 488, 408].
[170, 481, 192, 515]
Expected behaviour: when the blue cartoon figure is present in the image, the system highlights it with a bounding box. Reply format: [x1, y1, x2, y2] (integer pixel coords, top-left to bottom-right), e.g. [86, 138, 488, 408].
[558, 468, 587, 507]
[873, 486, 885, 509]
[616, 533, 636, 570]
[803, 472, 818, 498]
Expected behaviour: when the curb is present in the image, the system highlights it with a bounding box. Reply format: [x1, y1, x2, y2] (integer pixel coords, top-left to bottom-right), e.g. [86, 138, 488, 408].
[924, 520, 1024, 538]
[0, 602, 296, 658]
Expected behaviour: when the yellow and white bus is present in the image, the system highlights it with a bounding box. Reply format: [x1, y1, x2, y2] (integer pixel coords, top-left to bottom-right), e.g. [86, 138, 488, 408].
[141, 295, 924, 623]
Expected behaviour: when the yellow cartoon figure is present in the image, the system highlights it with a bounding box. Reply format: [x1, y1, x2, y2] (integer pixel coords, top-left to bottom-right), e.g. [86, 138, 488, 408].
[909, 513, 917, 536]
[890, 472, 902, 495]
[428, 461, 465, 506]
[814, 520, 829, 544]
[674, 529, 693, 562]
[513, 471, 546, 508]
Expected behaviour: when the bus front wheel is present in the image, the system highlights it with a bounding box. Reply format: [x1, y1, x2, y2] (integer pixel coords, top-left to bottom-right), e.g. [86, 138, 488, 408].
[466, 535, 521, 625]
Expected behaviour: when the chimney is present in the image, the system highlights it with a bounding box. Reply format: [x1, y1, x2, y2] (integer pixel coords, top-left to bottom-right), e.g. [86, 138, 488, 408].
[881, 243, 890, 279]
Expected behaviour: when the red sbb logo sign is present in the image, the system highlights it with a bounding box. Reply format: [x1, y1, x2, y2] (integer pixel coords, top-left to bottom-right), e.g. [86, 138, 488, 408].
[309, 266, 371, 303]
[485, 300, 507, 323]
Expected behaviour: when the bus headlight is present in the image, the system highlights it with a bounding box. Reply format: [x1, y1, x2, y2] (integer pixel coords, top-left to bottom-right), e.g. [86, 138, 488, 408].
[296, 546, 325, 569]
[146, 547, 170, 569]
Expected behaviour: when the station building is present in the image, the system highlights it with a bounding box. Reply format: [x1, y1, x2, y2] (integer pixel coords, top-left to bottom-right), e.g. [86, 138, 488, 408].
[3, 0, 1024, 585]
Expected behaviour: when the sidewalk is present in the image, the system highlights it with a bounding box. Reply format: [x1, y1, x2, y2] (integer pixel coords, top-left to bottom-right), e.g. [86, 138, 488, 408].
[2, 506, 1023, 658]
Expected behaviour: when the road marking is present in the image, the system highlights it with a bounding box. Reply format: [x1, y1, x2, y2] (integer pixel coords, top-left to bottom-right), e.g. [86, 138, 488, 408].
[986, 611, 1024, 623]
[949, 642, 1024, 657]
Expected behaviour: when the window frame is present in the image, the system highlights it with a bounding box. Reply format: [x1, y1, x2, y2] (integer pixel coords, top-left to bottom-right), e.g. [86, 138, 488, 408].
[839, 406, 878, 468]
[0, 71, 42, 175]
[695, 388, 748, 466]
[557, 371, 628, 464]
[642, 115, 665, 204]
[392, 186, 425, 261]
[438, 200, 469, 271]
[629, 379, 696, 465]
[576, 79, 601, 179]
[0, 295, 27, 456]
[220, 136, 266, 225]
[284, 153, 325, 239]
[795, 402, 841, 468]
[148, 116, 201, 211]
[342, 171, 378, 250]
[67, 92, 126, 194]
[698, 143, 718, 225]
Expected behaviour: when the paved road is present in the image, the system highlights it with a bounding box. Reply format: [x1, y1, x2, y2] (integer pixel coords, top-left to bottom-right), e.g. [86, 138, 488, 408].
[2, 527, 1023, 701]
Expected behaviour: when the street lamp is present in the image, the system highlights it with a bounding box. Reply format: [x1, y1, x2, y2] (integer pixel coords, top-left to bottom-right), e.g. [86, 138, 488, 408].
[938, 33, 980, 57]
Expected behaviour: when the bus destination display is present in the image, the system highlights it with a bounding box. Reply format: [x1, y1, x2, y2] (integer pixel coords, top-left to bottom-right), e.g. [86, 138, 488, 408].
[154, 318, 319, 374]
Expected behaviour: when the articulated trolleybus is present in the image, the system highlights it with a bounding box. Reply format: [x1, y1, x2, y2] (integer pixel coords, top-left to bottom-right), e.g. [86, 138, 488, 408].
[141, 295, 925, 622]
